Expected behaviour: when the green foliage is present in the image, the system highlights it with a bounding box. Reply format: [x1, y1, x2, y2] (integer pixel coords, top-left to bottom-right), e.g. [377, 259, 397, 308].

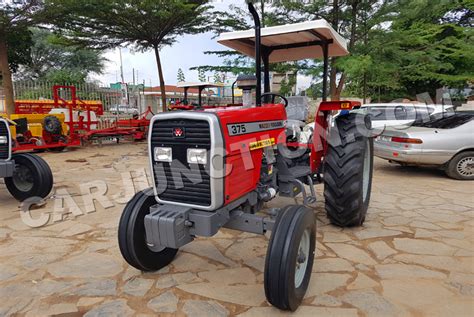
[177, 68, 185, 82]
[213, 72, 223, 83]
[6, 26, 32, 73]
[15, 28, 105, 83]
[47, 0, 214, 110]
[279, 74, 297, 97]
[198, 68, 206, 82]
[47, 0, 214, 50]
[340, 0, 474, 101]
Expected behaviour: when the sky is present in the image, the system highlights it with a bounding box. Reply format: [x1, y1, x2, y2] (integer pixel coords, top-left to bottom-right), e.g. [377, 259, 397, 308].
[92, 0, 313, 92]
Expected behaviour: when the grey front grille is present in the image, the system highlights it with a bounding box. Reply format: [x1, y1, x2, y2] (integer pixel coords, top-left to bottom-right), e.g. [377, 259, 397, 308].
[151, 119, 211, 206]
[0, 120, 10, 160]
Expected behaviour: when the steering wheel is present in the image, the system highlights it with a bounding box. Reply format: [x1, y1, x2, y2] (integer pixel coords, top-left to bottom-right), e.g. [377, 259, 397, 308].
[261, 92, 288, 108]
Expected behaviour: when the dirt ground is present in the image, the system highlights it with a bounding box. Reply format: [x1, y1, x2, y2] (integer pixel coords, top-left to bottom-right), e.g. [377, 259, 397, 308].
[0, 142, 473, 317]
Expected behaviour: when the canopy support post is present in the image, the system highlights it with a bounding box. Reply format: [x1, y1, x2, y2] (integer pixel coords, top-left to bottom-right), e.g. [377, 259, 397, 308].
[262, 47, 271, 102]
[231, 80, 237, 104]
[198, 86, 204, 108]
[248, 2, 261, 107]
[322, 42, 329, 101]
[184, 87, 188, 103]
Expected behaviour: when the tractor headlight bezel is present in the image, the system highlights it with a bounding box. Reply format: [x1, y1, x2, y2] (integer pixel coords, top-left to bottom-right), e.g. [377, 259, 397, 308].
[154, 147, 172, 162]
[187, 148, 207, 165]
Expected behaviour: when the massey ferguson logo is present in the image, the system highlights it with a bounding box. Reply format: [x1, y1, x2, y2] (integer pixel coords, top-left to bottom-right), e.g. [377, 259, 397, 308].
[173, 127, 185, 138]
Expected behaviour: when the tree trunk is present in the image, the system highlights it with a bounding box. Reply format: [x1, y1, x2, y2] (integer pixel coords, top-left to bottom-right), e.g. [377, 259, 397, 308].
[330, 0, 360, 101]
[0, 35, 15, 115]
[329, 58, 338, 100]
[153, 45, 167, 112]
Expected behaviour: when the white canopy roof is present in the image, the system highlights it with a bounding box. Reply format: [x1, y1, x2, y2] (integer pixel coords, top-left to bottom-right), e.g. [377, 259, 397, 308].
[217, 20, 349, 63]
[177, 82, 225, 88]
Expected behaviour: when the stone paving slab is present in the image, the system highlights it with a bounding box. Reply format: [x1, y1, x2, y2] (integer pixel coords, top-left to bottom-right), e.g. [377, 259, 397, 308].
[0, 143, 473, 316]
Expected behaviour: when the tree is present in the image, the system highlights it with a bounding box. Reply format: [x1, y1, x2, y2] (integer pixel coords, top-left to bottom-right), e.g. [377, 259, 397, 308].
[198, 68, 206, 82]
[15, 28, 105, 83]
[177, 68, 185, 83]
[49, 0, 213, 112]
[0, 0, 45, 114]
[213, 72, 223, 83]
[339, 0, 473, 101]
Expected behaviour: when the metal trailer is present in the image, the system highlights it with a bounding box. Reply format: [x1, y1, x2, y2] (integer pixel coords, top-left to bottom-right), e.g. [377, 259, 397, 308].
[11, 85, 150, 153]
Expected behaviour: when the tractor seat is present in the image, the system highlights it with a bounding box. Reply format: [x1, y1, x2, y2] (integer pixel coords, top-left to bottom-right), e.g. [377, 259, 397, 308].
[279, 165, 311, 182]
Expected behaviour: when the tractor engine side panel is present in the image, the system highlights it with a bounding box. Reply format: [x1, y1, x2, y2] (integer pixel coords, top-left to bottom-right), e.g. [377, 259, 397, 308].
[215, 104, 287, 205]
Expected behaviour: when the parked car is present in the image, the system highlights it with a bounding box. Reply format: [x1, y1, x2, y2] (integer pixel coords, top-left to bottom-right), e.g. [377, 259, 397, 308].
[374, 112, 474, 180]
[109, 105, 139, 116]
[360, 103, 454, 130]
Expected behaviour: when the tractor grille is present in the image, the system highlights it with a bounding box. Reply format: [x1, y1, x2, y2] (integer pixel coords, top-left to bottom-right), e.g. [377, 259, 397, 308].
[0, 120, 10, 160]
[151, 119, 211, 207]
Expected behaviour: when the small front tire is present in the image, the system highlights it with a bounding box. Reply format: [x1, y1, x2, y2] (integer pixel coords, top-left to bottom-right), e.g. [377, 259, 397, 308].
[5, 153, 53, 201]
[118, 188, 178, 271]
[264, 205, 316, 311]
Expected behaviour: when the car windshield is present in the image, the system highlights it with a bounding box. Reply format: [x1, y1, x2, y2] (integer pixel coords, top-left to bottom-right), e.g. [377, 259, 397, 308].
[412, 113, 474, 129]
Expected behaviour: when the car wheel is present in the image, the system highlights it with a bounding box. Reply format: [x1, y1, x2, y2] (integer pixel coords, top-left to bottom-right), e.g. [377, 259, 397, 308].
[446, 151, 474, 180]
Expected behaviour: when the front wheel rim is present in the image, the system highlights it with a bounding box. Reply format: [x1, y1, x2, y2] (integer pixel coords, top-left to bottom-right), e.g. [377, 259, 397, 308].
[294, 229, 310, 288]
[13, 164, 34, 192]
[456, 157, 474, 177]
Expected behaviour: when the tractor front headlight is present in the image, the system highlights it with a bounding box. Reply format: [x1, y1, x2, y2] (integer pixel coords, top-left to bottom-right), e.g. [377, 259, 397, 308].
[187, 148, 207, 165]
[154, 147, 172, 162]
[0, 136, 7, 144]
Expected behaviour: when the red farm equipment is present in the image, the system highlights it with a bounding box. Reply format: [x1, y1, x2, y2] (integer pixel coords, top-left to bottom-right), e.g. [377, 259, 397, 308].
[118, 1, 374, 312]
[8, 85, 150, 153]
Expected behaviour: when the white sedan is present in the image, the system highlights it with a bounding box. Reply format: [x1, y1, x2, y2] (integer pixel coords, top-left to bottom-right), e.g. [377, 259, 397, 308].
[374, 112, 474, 180]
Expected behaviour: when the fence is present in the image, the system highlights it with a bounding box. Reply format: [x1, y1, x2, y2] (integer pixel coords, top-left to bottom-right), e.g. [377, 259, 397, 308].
[11, 81, 243, 114]
[12, 81, 144, 113]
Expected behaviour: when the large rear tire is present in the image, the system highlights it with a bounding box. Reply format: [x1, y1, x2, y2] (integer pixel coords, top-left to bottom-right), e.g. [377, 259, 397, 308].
[264, 205, 316, 311]
[5, 153, 53, 201]
[324, 113, 373, 227]
[118, 188, 178, 272]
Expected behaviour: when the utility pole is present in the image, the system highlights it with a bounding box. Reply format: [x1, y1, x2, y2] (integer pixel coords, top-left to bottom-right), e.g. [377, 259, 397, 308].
[119, 48, 125, 83]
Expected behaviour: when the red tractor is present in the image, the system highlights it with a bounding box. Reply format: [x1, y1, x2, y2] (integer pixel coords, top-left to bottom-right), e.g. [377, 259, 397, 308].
[169, 82, 226, 111]
[118, 2, 373, 311]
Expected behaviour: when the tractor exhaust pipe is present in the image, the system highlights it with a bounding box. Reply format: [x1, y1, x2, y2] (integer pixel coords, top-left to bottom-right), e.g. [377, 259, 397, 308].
[248, 1, 261, 107]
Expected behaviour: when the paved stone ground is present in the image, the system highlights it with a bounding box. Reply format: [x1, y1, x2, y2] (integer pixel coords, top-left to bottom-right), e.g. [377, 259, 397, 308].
[0, 143, 473, 316]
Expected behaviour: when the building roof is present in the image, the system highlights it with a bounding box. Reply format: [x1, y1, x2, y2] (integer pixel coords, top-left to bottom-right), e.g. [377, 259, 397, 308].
[177, 82, 225, 89]
[144, 85, 214, 96]
[217, 19, 348, 63]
